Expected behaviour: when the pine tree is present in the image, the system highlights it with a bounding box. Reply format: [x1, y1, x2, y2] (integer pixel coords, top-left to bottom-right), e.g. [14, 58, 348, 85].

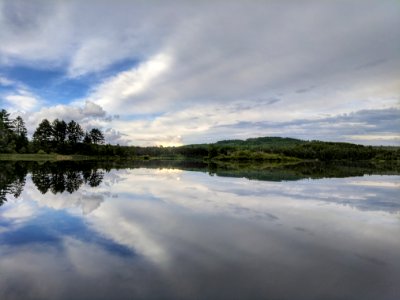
[89, 128, 105, 145]
[0, 109, 16, 153]
[12, 116, 28, 152]
[67, 120, 84, 144]
[33, 119, 53, 152]
[52, 119, 67, 144]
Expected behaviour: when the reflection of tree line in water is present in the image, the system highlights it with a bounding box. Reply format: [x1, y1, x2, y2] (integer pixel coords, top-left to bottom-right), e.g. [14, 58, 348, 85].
[0, 161, 26, 203]
[0, 161, 105, 205]
[208, 161, 400, 181]
[1, 160, 399, 206]
[32, 164, 104, 194]
[113, 160, 399, 181]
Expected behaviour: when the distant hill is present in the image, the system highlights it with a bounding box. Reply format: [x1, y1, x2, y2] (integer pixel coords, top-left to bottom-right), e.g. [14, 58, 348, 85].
[215, 136, 306, 148]
[200, 136, 399, 161]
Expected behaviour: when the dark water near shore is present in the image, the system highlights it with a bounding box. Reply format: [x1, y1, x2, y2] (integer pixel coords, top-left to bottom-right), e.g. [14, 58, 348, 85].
[0, 161, 399, 300]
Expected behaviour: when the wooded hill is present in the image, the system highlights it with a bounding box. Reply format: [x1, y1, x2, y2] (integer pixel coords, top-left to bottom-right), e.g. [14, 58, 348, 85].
[132, 137, 399, 162]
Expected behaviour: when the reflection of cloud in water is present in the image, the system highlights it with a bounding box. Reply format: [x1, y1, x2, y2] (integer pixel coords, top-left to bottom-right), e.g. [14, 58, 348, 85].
[85, 169, 400, 265]
[102, 170, 128, 186]
[25, 177, 106, 215]
[349, 180, 400, 188]
[1, 201, 37, 221]
[204, 175, 400, 214]
[0, 238, 154, 300]
[78, 169, 400, 299]
[0, 168, 399, 299]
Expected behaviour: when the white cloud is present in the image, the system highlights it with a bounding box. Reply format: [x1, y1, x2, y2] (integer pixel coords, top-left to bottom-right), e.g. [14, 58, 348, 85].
[26, 184, 105, 215]
[0, 75, 14, 86]
[0, 200, 36, 221]
[0, 0, 399, 145]
[2, 87, 42, 113]
[91, 53, 172, 114]
[68, 38, 121, 78]
[346, 134, 400, 144]
[0, 0, 73, 64]
[5, 92, 39, 111]
[24, 100, 108, 135]
[81, 100, 106, 117]
[103, 102, 400, 146]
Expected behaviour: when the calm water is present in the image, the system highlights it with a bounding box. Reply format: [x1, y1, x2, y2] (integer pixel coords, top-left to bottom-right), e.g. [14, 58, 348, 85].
[0, 161, 399, 300]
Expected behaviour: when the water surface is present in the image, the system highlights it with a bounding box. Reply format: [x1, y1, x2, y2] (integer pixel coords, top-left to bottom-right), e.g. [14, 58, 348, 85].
[0, 161, 399, 300]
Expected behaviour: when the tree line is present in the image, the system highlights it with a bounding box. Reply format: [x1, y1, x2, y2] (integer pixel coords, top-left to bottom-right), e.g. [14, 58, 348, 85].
[205, 139, 400, 161]
[33, 118, 104, 153]
[0, 109, 105, 154]
[1, 108, 399, 161]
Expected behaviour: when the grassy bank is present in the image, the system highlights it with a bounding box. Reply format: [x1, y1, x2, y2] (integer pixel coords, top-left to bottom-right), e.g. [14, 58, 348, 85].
[0, 153, 94, 161]
[0, 153, 192, 162]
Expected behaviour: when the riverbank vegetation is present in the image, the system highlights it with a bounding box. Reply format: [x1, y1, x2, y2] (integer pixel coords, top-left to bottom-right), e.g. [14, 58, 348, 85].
[1, 108, 399, 162]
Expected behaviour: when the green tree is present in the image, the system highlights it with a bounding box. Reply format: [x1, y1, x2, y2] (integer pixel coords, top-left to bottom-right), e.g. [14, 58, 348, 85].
[12, 116, 28, 152]
[52, 119, 67, 144]
[83, 131, 92, 144]
[89, 128, 105, 145]
[33, 119, 53, 152]
[0, 109, 13, 131]
[66, 120, 84, 144]
[0, 109, 16, 153]
[208, 145, 219, 159]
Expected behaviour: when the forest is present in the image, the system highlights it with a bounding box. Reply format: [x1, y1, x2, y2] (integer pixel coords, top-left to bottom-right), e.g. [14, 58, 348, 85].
[0, 108, 399, 162]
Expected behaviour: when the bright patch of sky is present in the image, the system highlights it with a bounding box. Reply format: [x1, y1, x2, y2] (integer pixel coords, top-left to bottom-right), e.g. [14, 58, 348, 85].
[0, 0, 399, 146]
[1, 58, 140, 103]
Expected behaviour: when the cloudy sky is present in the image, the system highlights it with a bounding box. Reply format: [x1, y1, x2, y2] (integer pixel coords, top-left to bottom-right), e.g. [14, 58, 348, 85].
[0, 0, 399, 146]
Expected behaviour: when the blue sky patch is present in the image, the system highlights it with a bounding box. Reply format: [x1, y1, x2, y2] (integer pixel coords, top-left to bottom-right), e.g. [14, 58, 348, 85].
[0, 208, 135, 258]
[2, 57, 140, 104]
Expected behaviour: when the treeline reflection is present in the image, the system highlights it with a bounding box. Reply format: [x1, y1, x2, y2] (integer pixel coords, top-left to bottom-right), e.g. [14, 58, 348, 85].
[32, 164, 104, 194]
[0, 161, 26, 202]
[0, 161, 105, 205]
[1, 160, 399, 206]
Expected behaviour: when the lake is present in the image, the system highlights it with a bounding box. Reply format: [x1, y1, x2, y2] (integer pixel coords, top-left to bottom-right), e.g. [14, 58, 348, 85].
[0, 161, 399, 300]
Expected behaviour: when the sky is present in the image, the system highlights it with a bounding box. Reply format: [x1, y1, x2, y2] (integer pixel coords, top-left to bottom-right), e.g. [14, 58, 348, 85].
[0, 0, 399, 146]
